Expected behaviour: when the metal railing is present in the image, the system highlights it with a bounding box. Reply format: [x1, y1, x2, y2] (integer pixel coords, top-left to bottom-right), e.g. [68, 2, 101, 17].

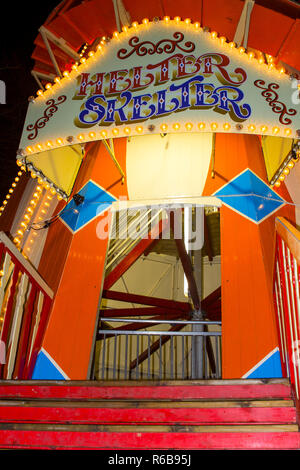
[96, 318, 222, 380]
[0, 232, 53, 379]
[274, 217, 300, 404]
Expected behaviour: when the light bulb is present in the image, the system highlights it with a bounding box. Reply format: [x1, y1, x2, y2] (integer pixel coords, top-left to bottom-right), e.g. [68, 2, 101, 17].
[260, 125, 268, 133]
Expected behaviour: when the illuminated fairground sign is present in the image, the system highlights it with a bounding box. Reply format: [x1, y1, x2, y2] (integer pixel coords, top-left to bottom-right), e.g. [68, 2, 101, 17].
[19, 19, 300, 157]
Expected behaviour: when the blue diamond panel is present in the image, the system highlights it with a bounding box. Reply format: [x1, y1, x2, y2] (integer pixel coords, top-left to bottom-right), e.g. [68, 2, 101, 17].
[214, 169, 284, 223]
[60, 180, 116, 232]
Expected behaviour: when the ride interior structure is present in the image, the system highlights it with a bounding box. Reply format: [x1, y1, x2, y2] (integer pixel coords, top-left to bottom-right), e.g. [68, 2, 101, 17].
[0, 0, 300, 450]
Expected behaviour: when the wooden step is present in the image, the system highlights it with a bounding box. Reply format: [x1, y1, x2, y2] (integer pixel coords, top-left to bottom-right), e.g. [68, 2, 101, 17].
[0, 399, 294, 408]
[0, 379, 292, 401]
[0, 429, 299, 450]
[0, 379, 297, 450]
[0, 422, 298, 432]
[0, 405, 296, 425]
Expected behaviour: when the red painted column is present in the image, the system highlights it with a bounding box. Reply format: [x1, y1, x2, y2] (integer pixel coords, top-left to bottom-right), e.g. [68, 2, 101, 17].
[31, 139, 128, 380]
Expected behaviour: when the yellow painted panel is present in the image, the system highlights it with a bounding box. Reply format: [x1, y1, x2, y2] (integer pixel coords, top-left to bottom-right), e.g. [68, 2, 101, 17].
[261, 136, 293, 182]
[26, 145, 83, 196]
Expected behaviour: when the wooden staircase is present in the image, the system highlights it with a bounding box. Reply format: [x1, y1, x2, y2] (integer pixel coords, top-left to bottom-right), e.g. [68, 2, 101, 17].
[0, 378, 299, 450]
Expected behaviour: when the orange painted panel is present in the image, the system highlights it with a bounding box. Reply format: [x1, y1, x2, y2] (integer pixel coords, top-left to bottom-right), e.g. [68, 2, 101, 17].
[221, 206, 279, 378]
[123, 0, 165, 23]
[202, 0, 244, 42]
[35, 138, 128, 379]
[248, 5, 295, 57]
[38, 217, 73, 293]
[202, 133, 295, 378]
[278, 19, 300, 72]
[74, 140, 128, 199]
[202, 134, 269, 197]
[43, 212, 112, 379]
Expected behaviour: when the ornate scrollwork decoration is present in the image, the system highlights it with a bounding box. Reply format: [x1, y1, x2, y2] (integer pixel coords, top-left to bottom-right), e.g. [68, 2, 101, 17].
[254, 80, 296, 125]
[26, 95, 67, 140]
[117, 32, 195, 59]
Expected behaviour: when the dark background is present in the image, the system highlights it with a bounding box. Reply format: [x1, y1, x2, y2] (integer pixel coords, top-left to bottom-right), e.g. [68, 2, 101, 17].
[0, 1, 59, 202]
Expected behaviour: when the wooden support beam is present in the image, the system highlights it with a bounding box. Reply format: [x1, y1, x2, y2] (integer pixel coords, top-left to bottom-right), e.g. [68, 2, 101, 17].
[100, 307, 189, 317]
[201, 286, 221, 321]
[103, 217, 169, 290]
[202, 286, 221, 308]
[204, 214, 213, 262]
[204, 305, 221, 321]
[169, 211, 201, 311]
[102, 290, 190, 312]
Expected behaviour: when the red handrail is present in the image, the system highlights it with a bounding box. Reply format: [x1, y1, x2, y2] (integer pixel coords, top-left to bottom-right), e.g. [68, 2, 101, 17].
[274, 217, 300, 411]
[0, 232, 53, 379]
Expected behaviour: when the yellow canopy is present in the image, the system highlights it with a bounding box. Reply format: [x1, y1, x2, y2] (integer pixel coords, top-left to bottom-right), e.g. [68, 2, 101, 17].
[261, 136, 293, 183]
[26, 145, 83, 196]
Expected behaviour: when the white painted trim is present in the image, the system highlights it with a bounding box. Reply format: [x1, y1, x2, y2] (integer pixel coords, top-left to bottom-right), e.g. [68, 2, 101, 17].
[233, 0, 255, 48]
[112, 196, 222, 211]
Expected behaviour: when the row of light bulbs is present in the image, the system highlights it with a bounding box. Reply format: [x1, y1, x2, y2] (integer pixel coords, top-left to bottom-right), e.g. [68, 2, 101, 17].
[0, 169, 25, 217]
[13, 184, 55, 254]
[15, 158, 67, 201]
[272, 143, 300, 188]
[23, 121, 293, 157]
[13, 184, 43, 247]
[33, 15, 293, 101]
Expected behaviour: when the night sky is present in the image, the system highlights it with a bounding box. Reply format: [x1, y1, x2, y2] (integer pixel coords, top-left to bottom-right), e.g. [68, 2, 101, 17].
[0, 1, 59, 202]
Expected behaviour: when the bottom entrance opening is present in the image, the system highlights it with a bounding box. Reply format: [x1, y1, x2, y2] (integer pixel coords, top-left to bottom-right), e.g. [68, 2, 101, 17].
[92, 204, 221, 381]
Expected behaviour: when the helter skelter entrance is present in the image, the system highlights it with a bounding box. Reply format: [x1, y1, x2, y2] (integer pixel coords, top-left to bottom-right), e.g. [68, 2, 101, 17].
[92, 200, 221, 381]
